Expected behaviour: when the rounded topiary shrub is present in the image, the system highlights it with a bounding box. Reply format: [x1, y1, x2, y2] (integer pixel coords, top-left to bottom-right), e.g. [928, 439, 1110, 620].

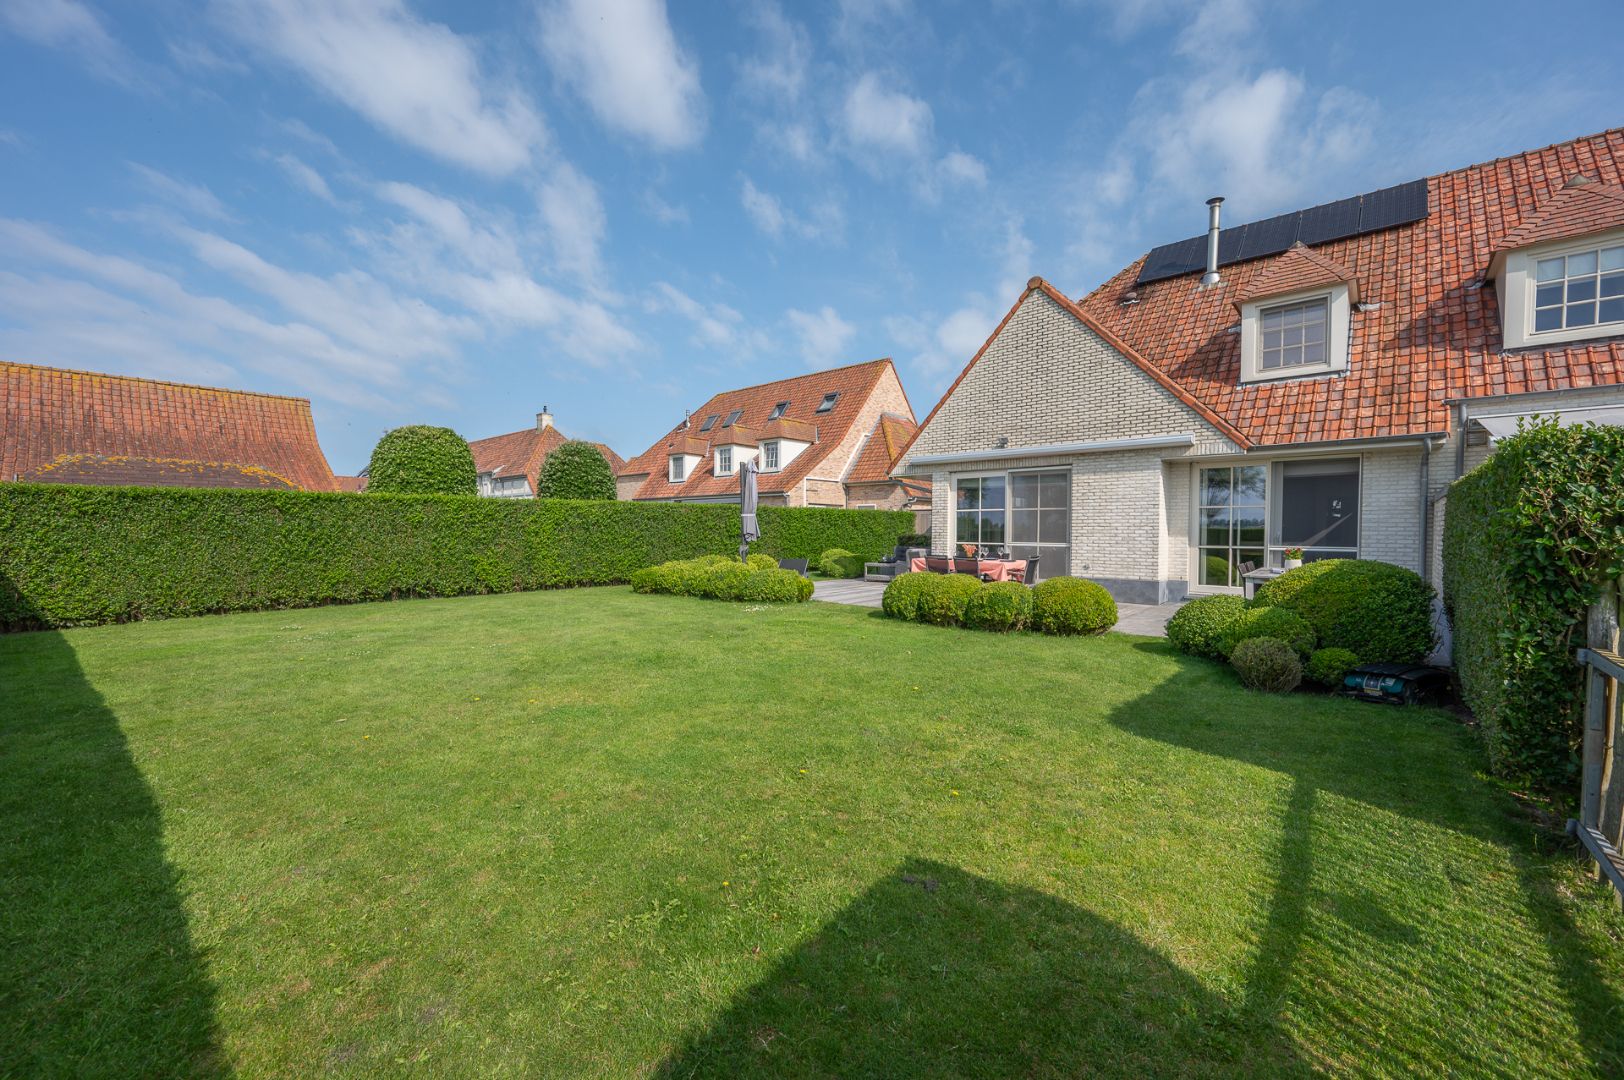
[746, 553, 779, 571]
[1306, 647, 1360, 688]
[914, 574, 982, 627]
[1252, 559, 1435, 663]
[366, 425, 476, 495]
[1220, 606, 1316, 658]
[1231, 638, 1303, 693]
[535, 440, 617, 500]
[963, 581, 1034, 632]
[1031, 577, 1117, 636]
[882, 572, 934, 621]
[1165, 594, 1248, 658]
[818, 548, 864, 578]
[739, 567, 814, 602]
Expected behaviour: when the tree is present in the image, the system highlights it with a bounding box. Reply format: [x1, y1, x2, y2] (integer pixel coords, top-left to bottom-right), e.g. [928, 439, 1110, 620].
[535, 441, 616, 500]
[366, 425, 476, 496]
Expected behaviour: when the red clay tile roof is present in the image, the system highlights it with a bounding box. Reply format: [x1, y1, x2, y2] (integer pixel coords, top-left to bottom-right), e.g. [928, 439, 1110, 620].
[333, 474, 368, 493]
[1234, 242, 1359, 309]
[21, 453, 301, 489]
[1496, 177, 1624, 253]
[1065, 126, 1624, 446]
[1, 361, 338, 490]
[466, 423, 622, 493]
[846, 412, 918, 484]
[622, 358, 898, 500]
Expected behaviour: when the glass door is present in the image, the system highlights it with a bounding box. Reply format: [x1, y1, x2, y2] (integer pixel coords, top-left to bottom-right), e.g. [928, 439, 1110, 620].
[954, 475, 1006, 555]
[1010, 471, 1070, 582]
[1198, 465, 1266, 589]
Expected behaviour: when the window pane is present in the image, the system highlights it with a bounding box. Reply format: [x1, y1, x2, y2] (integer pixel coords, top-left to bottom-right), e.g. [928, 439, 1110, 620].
[1278, 459, 1359, 548]
[981, 476, 1006, 510]
[1011, 508, 1038, 544]
[1200, 549, 1233, 587]
[956, 480, 980, 510]
[979, 511, 1006, 544]
[1038, 508, 1068, 542]
[1237, 549, 1265, 577]
[1033, 546, 1067, 582]
[1535, 306, 1563, 332]
[1536, 283, 1564, 307]
[1263, 329, 1282, 350]
[1201, 507, 1231, 547]
[1536, 256, 1565, 281]
[1235, 506, 1265, 546]
[1601, 273, 1624, 298]
[1283, 325, 1303, 347]
[1303, 341, 1325, 364]
[1262, 349, 1281, 370]
[1568, 250, 1598, 276]
[1262, 308, 1283, 330]
[1569, 302, 1597, 327]
[1201, 468, 1231, 506]
[1303, 320, 1325, 344]
[1040, 472, 1069, 507]
[1601, 297, 1624, 324]
[1011, 474, 1041, 509]
[1235, 465, 1267, 505]
[1569, 278, 1598, 303]
[956, 511, 978, 543]
[1603, 246, 1624, 272]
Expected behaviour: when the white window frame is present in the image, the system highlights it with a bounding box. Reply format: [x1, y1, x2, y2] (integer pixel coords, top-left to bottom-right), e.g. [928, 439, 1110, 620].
[717, 446, 733, 475]
[1498, 228, 1624, 349]
[1238, 283, 1351, 383]
[669, 455, 686, 483]
[951, 467, 1072, 577]
[761, 440, 780, 471]
[1187, 457, 1362, 595]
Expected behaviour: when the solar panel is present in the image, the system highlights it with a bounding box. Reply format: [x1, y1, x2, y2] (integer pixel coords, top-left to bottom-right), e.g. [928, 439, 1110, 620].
[1135, 179, 1429, 285]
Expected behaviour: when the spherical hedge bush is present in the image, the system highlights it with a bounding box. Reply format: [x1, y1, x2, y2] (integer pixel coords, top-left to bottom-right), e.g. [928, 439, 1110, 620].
[882, 572, 934, 621]
[1306, 646, 1360, 688]
[366, 425, 476, 495]
[1165, 594, 1248, 658]
[1231, 637, 1303, 693]
[1030, 577, 1117, 636]
[1220, 606, 1316, 659]
[916, 574, 983, 627]
[1251, 559, 1435, 663]
[535, 440, 617, 500]
[739, 567, 814, 602]
[963, 581, 1034, 632]
[818, 548, 865, 578]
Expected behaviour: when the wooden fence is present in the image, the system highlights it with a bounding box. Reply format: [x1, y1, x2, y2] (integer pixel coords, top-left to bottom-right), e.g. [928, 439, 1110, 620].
[1572, 580, 1624, 906]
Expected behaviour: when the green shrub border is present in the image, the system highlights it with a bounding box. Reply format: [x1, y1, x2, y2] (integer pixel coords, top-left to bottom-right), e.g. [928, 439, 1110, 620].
[0, 485, 911, 630]
[1443, 420, 1624, 790]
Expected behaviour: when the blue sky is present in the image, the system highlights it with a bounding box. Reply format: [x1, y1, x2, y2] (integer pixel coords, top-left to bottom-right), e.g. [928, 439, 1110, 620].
[2, 1, 1620, 473]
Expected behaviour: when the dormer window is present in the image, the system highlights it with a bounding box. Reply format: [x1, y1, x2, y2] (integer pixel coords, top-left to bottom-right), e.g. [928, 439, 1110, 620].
[815, 393, 839, 413]
[768, 401, 789, 420]
[1260, 298, 1329, 371]
[762, 440, 780, 471]
[1534, 243, 1624, 333]
[669, 455, 686, 482]
[1237, 284, 1351, 383]
[717, 446, 733, 475]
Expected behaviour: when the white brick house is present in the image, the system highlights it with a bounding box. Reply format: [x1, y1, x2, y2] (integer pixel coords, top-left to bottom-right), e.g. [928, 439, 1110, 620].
[894, 128, 1624, 603]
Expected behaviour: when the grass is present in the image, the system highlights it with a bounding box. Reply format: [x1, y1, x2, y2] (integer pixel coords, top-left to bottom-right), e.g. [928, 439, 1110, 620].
[4, 586, 1624, 1077]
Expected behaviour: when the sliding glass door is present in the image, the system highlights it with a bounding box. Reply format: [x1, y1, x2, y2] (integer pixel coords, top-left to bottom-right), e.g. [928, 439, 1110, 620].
[1198, 465, 1267, 588]
[955, 470, 1070, 581]
[1273, 459, 1359, 561]
[1196, 458, 1361, 591]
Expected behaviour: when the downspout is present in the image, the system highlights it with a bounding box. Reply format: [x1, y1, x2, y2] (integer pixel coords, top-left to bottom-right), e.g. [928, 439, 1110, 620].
[1454, 401, 1466, 479]
[1418, 435, 1438, 579]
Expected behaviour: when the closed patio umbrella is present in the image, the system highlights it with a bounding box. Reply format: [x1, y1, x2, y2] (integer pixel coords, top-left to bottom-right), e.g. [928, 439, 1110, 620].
[738, 457, 760, 561]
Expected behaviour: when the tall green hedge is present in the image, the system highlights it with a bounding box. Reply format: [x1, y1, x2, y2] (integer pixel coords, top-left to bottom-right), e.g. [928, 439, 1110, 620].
[752, 506, 912, 562]
[0, 486, 911, 630]
[1442, 421, 1624, 790]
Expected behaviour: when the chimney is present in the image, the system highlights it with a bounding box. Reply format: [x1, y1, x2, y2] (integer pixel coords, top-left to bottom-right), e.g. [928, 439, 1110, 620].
[536, 406, 553, 432]
[1201, 196, 1224, 286]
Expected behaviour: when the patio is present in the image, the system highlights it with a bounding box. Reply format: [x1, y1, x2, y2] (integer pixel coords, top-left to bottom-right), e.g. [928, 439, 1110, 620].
[811, 578, 1186, 636]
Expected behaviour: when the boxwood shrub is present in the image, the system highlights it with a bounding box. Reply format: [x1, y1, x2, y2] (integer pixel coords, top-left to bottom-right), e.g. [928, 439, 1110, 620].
[1444, 420, 1624, 789]
[881, 572, 935, 622]
[631, 556, 812, 603]
[1252, 558, 1434, 663]
[1219, 606, 1316, 659]
[1231, 637, 1303, 693]
[963, 581, 1033, 632]
[0, 485, 893, 629]
[1030, 577, 1117, 636]
[1166, 594, 1247, 659]
[818, 548, 865, 579]
[916, 574, 983, 627]
[1305, 646, 1360, 688]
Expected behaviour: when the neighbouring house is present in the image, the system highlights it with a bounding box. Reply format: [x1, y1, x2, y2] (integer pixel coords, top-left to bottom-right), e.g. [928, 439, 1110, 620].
[1, 361, 339, 491]
[618, 358, 930, 516]
[894, 127, 1624, 599]
[467, 406, 624, 498]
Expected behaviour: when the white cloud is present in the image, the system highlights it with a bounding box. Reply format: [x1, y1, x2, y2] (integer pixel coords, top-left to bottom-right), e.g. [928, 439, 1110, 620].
[272, 153, 340, 204]
[2, 0, 144, 86]
[740, 176, 787, 238]
[785, 305, 856, 368]
[645, 281, 767, 355]
[218, 0, 544, 176]
[166, 37, 248, 75]
[842, 72, 931, 157]
[537, 162, 607, 284]
[738, 176, 844, 244]
[0, 129, 23, 150]
[738, 0, 809, 103]
[938, 150, 988, 188]
[642, 188, 689, 225]
[128, 163, 235, 221]
[537, 0, 705, 151]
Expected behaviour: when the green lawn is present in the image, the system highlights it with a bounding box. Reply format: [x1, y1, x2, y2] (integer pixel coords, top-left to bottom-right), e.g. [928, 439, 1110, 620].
[4, 588, 1624, 1078]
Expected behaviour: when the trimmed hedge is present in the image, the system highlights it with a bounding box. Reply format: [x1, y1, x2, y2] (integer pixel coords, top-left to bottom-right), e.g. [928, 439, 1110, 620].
[0, 485, 901, 629]
[1231, 638, 1302, 693]
[630, 556, 812, 603]
[535, 441, 616, 500]
[1166, 594, 1247, 659]
[1443, 420, 1624, 789]
[1030, 577, 1117, 636]
[818, 548, 865, 579]
[1220, 607, 1316, 659]
[963, 581, 1033, 632]
[1252, 559, 1435, 664]
[367, 425, 476, 496]
[754, 507, 913, 562]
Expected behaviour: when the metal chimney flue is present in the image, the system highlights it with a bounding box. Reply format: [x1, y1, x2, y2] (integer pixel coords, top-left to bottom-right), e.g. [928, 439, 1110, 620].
[1201, 196, 1224, 285]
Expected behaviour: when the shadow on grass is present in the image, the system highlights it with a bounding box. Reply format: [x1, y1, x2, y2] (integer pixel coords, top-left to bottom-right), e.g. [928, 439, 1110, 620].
[1110, 648, 1624, 1074]
[657, 858, 1306, 1078]
[0, 576, 228, 1077]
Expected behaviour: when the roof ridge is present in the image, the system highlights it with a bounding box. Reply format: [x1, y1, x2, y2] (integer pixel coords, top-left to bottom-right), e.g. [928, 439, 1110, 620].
[688, 356, 892, 403]
[0, 359, 316, 406]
